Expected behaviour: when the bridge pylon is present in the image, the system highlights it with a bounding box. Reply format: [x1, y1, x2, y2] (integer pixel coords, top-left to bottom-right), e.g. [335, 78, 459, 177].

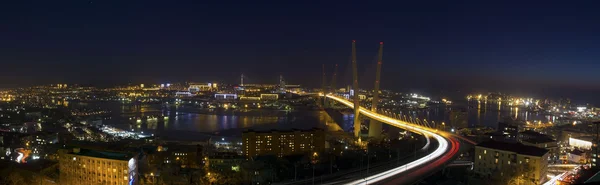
[368, 42, 384, 140]
[351, 40, 361, 138]
[321, 64, 328, 107]
[329, 64, 338, 107]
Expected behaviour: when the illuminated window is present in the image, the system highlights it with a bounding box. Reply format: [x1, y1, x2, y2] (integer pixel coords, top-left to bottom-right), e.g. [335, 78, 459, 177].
[478, 155, 481, 159]
[484, 150, 486, 154]
[508, 161, 510, 165]
[495, 159, 498, 164]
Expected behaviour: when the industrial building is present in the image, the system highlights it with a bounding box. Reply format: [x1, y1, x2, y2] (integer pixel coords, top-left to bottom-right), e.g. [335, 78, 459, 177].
[259, 94, 278, 101]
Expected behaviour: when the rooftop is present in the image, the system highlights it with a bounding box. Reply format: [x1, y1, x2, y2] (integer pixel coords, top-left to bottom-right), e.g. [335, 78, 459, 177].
[574, 136, 596, 142]
[69, 148, 133, 161]
[477, 140, 549, 157]
[570, 149, 585, 156]
[520, 130, 548, 137]
[520, 130, 556, 144]
[522, 137, 555, 144]
[485, 131, 506, 137]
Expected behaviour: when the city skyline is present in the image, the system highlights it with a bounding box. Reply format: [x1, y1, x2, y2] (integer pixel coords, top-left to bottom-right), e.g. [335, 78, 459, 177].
[2, 1, 600, 184]
[2, 1, 600, 97]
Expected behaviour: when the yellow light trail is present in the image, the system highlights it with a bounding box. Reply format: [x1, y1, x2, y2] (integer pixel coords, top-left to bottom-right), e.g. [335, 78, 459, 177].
[325, 95, 451, 185]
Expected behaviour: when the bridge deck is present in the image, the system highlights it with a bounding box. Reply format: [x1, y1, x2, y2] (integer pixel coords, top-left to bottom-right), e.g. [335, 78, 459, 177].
[325, 95, 466, 185]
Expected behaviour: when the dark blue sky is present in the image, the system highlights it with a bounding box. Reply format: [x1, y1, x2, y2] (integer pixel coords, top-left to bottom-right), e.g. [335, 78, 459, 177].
[1, 1, 599, 102]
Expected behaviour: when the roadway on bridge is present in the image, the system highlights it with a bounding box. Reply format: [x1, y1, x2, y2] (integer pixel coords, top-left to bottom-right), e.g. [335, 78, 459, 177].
[325, 95, 466, 185]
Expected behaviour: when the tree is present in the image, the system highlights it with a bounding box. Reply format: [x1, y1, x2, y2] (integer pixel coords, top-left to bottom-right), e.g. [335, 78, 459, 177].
[199, 170, 243, 185]
[157, 164, 184, 185]
[506, 162, 535, 185]
[481, 159, 537, 185]
[488, 166, 512, 185]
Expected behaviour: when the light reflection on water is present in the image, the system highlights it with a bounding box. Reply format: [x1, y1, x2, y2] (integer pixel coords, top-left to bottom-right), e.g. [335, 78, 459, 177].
[74, 102, 343, 137]
[390, 101, 558, 129]
[72, 101, 558, 138]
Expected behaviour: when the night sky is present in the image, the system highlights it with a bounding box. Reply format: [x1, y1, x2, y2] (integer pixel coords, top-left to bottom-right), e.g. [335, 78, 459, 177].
[1, 1, 599, 102]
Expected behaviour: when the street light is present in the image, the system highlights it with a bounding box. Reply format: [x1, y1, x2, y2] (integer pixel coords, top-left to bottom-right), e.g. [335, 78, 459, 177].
[150, 172, 155, 183]
[312, 152, 318, 185]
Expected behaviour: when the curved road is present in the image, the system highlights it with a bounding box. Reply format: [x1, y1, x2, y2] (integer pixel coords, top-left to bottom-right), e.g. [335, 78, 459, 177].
[325, 95, 469, 185]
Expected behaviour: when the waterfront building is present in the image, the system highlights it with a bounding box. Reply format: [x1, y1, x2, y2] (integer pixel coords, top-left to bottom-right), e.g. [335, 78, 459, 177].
[215, 93, 237, 100]
[239, 96, 261, 102]
[175, 91, 192, 97]
[59, 148, 136, 185]
[188, 83, 218, 92]
[242, 128, 325, 159]
[260, 94, 278, 101]
[474, 140, 549, 185]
